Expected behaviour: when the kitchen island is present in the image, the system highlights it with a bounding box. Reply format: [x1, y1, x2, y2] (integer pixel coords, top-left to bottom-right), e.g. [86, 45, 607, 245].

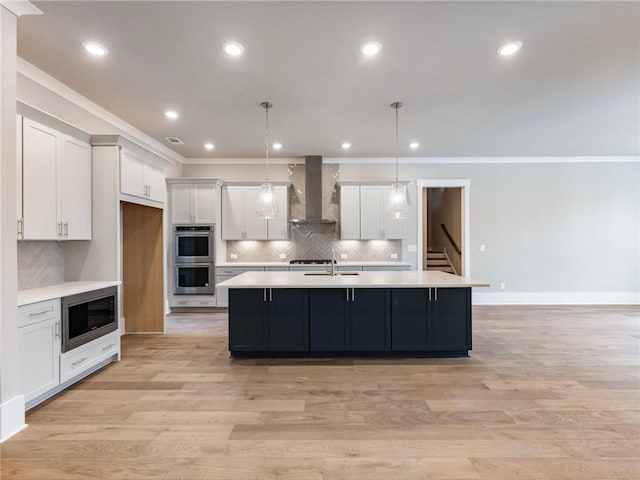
[217, 270, 489, 358]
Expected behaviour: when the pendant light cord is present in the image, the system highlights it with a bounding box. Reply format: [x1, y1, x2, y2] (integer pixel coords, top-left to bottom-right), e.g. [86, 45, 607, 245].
[395, 103, 399, 185]
[261, 101, 272, 183]
[391, 101, 402, 185]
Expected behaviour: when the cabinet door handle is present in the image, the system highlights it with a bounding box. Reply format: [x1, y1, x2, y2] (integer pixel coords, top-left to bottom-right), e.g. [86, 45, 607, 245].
[58, 222, 63, 237]
[55, 322, 60, 338]
[351, 288, 355, 302]
[102, 343, 115, 351]
[269, 289, 273, 302]
[263, 288, 267, 302]
[346, 289, 350, 302]
[72, 356, 89, 366]
[29, 306, 54, 317]
[428, 288, 431, 302]
[17, 219, 22, 238]
[434, 288, 438, 302]
[64, 222, 69, 237]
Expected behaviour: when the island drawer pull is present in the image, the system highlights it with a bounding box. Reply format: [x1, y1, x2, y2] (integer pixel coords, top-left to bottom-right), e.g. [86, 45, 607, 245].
[72, 356, 89, 366]
[29, 306, 54, 317]
[102, 343, 115, 351]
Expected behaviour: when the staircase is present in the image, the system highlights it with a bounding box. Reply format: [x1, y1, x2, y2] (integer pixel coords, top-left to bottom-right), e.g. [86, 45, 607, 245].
[426, 248, 456, 274]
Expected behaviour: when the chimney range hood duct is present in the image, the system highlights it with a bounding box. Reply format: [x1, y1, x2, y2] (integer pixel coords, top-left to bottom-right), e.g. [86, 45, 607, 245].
[289, 156, 336, 224]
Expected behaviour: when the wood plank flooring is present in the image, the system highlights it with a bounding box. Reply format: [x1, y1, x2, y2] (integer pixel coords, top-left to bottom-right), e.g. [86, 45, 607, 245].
[1, 305, 638, 479]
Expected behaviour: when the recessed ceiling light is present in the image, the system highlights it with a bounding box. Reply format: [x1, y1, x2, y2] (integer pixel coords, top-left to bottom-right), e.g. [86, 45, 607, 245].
[223, 41, 244, 56]
[164, 110, 179, 120]
[361, 41, 382, 57]
[272, 142, 283, 150]
[82, 41, 108, 57]
[341, 142, 352, 150]
[498, 41, 523, 56]
[409, 142, 420, 150]
[204, 143, 215, 151]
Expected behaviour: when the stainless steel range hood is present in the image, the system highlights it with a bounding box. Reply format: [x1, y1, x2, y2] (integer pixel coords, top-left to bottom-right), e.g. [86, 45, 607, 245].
[289, 155, 336, 224]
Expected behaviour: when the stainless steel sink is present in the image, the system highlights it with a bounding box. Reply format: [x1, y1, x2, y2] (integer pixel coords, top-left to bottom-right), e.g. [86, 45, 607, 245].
[303, 272, 360, 276]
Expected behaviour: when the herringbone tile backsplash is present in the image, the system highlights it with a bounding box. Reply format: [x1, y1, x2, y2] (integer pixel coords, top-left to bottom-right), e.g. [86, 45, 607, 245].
[227, 163, 402, 262]
[18, 241, 64, 289]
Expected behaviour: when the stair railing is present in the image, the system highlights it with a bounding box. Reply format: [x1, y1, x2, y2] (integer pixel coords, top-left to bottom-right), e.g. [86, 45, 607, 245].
[440, 224, 461, 256]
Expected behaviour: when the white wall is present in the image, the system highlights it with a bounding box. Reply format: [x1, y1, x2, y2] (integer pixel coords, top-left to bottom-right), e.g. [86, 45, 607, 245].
[0, 5, 25, 441]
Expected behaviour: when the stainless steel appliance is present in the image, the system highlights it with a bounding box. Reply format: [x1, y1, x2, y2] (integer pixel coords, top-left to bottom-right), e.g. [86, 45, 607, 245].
[175, 263, 215, 295]
[61, 286, 117, 353]
[174, 225, 214, 263]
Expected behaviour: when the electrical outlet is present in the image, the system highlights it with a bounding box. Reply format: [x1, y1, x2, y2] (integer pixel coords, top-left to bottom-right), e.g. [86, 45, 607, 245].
[340, 253, 348, 259]
[500, 282, 506, 290]
[390, 253, 398, 259]
[480, 244, 486, 252]
[230, 253, 238, 259]
[278, 253, 286, 259]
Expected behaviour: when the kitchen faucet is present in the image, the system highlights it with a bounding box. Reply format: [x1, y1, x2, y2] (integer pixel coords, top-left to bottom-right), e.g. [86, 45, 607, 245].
[331, 245, 337, 276]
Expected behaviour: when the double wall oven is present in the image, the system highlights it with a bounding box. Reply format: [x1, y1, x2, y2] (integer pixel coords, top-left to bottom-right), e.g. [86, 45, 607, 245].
[174, 225, 215, 295]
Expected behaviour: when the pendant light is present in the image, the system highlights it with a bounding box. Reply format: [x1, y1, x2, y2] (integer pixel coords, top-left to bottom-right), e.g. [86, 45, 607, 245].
[257, 101, 279, 219]
[388, 101, 408, 219]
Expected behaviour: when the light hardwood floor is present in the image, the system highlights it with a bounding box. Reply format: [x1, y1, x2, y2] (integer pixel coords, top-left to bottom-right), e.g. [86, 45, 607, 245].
[1, 306, 639, 479]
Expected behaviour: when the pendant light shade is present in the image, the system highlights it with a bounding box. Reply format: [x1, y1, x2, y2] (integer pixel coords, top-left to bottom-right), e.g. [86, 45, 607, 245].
[257, 183, 279, 219]
[257, 101, 278, 219]
[387, 102, 407, 219]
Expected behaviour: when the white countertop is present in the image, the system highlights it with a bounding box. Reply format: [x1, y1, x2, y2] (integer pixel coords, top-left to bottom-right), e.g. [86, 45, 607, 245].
[216, 271, 489, 289]
[18, 281, 121, 306]
[216, 261, 412, 268]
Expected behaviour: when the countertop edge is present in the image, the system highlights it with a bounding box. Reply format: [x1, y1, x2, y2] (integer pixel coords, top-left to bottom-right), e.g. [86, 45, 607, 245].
[18, 281, 121, 307]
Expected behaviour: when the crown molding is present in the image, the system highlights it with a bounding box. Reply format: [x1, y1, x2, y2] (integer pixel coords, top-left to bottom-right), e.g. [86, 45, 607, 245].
[323, 156, 640, 164]
[17, 57, 185, 165]
[1, 0, 41, 16]
[186, 157, 303, 165]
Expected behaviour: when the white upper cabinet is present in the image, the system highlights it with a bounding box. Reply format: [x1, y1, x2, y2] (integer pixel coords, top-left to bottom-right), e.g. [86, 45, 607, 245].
[170, 183, 216, 224]
[120, 148, 166, 204]
[222, 186, 245, 239]
[22, 118, 92, 240]
[60, 137, 92, 239]
[339, 184, 405, 240]
[339, 185, 360, 240]
[221, 184, 289, 240]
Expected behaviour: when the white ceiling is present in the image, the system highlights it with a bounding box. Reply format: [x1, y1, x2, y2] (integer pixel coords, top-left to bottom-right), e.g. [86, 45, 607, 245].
[17, 1, 640, 159]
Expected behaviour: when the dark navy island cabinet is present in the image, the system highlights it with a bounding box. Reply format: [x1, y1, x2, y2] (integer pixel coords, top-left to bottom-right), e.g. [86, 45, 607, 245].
[309, 288, 391, 352]
[229, 288, 309, 352]
[391, 288, 470, 355]
[229, 287, 471, 357]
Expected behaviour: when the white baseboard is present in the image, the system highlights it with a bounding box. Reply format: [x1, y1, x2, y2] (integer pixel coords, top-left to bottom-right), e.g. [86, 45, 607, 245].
[473, 291, 640, 305]
[0, 394, 26, 442]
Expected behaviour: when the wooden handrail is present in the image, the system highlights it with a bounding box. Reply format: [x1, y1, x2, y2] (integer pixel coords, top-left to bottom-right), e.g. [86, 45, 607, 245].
[440, 224, 461, 256]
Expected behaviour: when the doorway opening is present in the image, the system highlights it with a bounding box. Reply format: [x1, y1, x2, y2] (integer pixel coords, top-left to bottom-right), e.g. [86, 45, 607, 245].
[121, 201, 164, 333]
[417, 180, 470, 276]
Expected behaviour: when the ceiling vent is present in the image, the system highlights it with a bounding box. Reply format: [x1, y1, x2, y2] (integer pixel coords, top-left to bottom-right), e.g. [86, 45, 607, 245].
[164, 136, 184, 145]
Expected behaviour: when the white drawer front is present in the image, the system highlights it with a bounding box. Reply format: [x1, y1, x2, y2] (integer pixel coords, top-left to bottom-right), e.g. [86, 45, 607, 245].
[60, 332, 118, 383]
[19, 299, 60, 328]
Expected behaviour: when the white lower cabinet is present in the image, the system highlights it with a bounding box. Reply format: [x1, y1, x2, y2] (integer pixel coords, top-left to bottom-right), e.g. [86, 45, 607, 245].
[18, 300, 61, 404]
[60, 332, 118, 384]
[18, 295, 121, 408]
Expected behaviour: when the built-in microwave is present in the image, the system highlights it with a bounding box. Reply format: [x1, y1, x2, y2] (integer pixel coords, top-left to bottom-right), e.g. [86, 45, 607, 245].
[61, 286, 118, 353]
[174, 225, 214, 263]
[174, 263, 214, 295]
